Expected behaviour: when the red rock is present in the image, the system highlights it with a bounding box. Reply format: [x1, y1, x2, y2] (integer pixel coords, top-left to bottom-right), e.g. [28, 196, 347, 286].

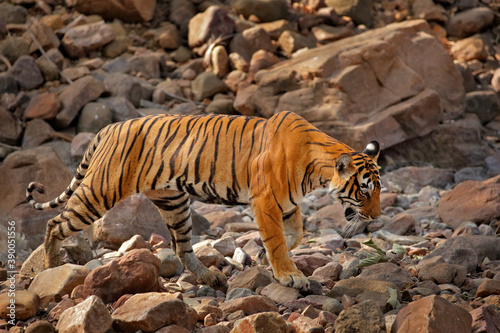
[231, 311, 287, 333]
[0, 291, 39, 320]
[74, 0, 157, 22]
[418, 262, 467, 286]
[328, 278, 400, 299]
[227, 266, 274, 292]
[28, 264, 89, 306]
[48, 297, 75, 321]
[188, 6, 235, 48]
[335, 300, 385, 333]
[358, 263, 413, 290]
[278, 30, 316, 58]
[292, 253, 333, 276]
[476, 279, 500, 298]
[56, 295, 112, 333]
[391, 295, 472, 333]
[71, 132, 95, 158]
[470, 304, 500, 333]
[439, 175, 500, 229]
[447, 8, 494, 38]
[229, 26, 276, 63]
[24, 320, 55, 333]
[62, 22, 116, 58]
[381, 213, 417, 235]
[55, 75, 105, 128]
[288, 313, 324, 333]
[24, 93, 61, 120]
[117, 234, 150, 253]
[9, 55, 44, 91]
[220, 295, 278, 316]
[112, 292, 195, 332]
[0, 106, 22, 145]
[82, 249, 160, 303]
[260, 282, 301, 304]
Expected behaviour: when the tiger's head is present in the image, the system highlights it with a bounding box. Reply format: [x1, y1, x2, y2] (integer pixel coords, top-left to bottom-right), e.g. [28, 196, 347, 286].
[329, 141, 381, 224]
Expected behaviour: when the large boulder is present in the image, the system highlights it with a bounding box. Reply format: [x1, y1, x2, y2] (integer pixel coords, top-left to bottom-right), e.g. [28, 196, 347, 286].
[439, 175, 500, 229]
[251, 19, 464, 151]
[72, 0, 157, 22]
[0, 146, 73, 250]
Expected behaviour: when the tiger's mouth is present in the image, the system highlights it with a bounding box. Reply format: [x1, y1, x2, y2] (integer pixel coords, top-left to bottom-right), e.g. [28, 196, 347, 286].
[344, 207, 356, 221]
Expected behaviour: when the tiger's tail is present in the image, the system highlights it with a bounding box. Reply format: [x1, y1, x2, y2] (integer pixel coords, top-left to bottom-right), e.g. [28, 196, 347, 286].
[26, 134, 102, 210]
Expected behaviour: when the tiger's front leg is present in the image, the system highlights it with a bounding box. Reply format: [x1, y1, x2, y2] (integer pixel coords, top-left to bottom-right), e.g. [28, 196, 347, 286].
[148, 191, 226, 287]
[251, 196, 310, 290]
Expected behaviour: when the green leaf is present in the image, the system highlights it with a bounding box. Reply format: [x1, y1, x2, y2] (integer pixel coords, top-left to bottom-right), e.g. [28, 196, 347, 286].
[357, 253, 384, 268]
[387, 287, 401, 309]
[483, 257, 491, 265]
[391, 243, 407, 255]
[362, 239, 385, 256]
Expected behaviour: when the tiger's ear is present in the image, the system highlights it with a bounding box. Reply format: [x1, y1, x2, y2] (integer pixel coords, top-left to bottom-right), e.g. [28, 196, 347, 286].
[363, 141, 380, 163]
[335, 154, 355, 180]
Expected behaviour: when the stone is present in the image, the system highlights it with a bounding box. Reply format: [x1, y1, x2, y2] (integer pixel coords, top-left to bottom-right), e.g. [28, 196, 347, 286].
[454, 167, 488, 184]
[211, 45, 229, 78]
[153, 24, 179, 50]
[220, 295, 278, 316]
[382, 167, 454, 194]
[312, 232, 344, 251]
[74, 0, 157, 22]
[229, 27, 276, 63]
[128, 52, 161, 79]
[450, 36, 488, 62]
[465, 91, 500, 125]
[82, 249, 160, 303]
[194, 245, 225, 268]
[71, 132, 95, 158]
[212, 236, 237, 257]
[231, 0, 289, 23]
[60, 233, 94, 265]
[206, 98, 235, 115]
[0, 74, 19, 95]
[62, 22, 116, 58]
[418, 262, 467, 286]
[252, 20, 464, 149]
[358, 263, 413, 290]
[61, 66, 91, 82]
[391, 295, 472, 333]
[0, 107, 22, 145]
[334, 300, 385, 333]
[312, 25, 354, 44]
[36, 57, 60, 82]
[76, 102, 113, 134]
[55, 75, 105, 128]
[288, 313, 324, 333]
[25, 320, 55, 333]
[234, 84, 258, 116]
[97, 97, 139, 122]
[226, 288, 256, 301]
[380, 213, 417, 235]
[8, 55, 44, 91]
[232, 311, 288, 333]
[248, 50, 280, 79]
[117, 234, 149, 253]
[85, 193, 170, 250]
[470, 304, 500, 333]
[0, 3, 27, 24]
[228, 266, 274, 292]
[328, 278, 401, 299]
[278, 30, 316, 58]
[155, 248, 184, 278]
[260, 282, 301, 304]
[102, 35, 130, 58]
[112, 292, 195, 332]
[326, 0, 373, 26]
[25, 19, 60, 54]
[312, 262, 343, 281]
[0, 290, 39, 320]
[188, 6, 235, 48]
[103, 73, 151, 107]
[28, 264, 90, 306]
[292, 253, 333, 276]
[439, 175, 500, 229]
[323, 298, 344, 315]
[192, 71, 227, 101]
[56, 295, 112, 333]
[447, 8, 495, 38]
[476, 279, 500, 298]
[411, 0, 447, 23]
[24, 93, 61, 120]
[48, 297, 76, 321]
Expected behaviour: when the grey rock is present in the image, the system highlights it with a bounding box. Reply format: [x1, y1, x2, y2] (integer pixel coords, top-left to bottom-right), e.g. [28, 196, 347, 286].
[77, 102, 113, 134]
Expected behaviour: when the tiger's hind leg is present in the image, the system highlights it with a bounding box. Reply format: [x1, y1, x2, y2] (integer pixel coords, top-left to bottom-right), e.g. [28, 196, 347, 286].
[44, 187, 105, 268]
[257, 205, 303, 266]
[148, 191, 226, 287]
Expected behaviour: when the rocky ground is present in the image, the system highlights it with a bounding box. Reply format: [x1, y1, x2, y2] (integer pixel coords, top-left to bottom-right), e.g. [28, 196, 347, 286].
[0, 0, 500, 332]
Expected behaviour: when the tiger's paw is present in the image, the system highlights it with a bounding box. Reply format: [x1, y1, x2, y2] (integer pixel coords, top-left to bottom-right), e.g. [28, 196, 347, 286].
[276, 269, 310, 291]
[198, 270, 227, 287]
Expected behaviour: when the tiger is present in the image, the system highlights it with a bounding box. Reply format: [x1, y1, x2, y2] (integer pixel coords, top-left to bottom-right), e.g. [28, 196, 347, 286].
[26, 111, 381, 290]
